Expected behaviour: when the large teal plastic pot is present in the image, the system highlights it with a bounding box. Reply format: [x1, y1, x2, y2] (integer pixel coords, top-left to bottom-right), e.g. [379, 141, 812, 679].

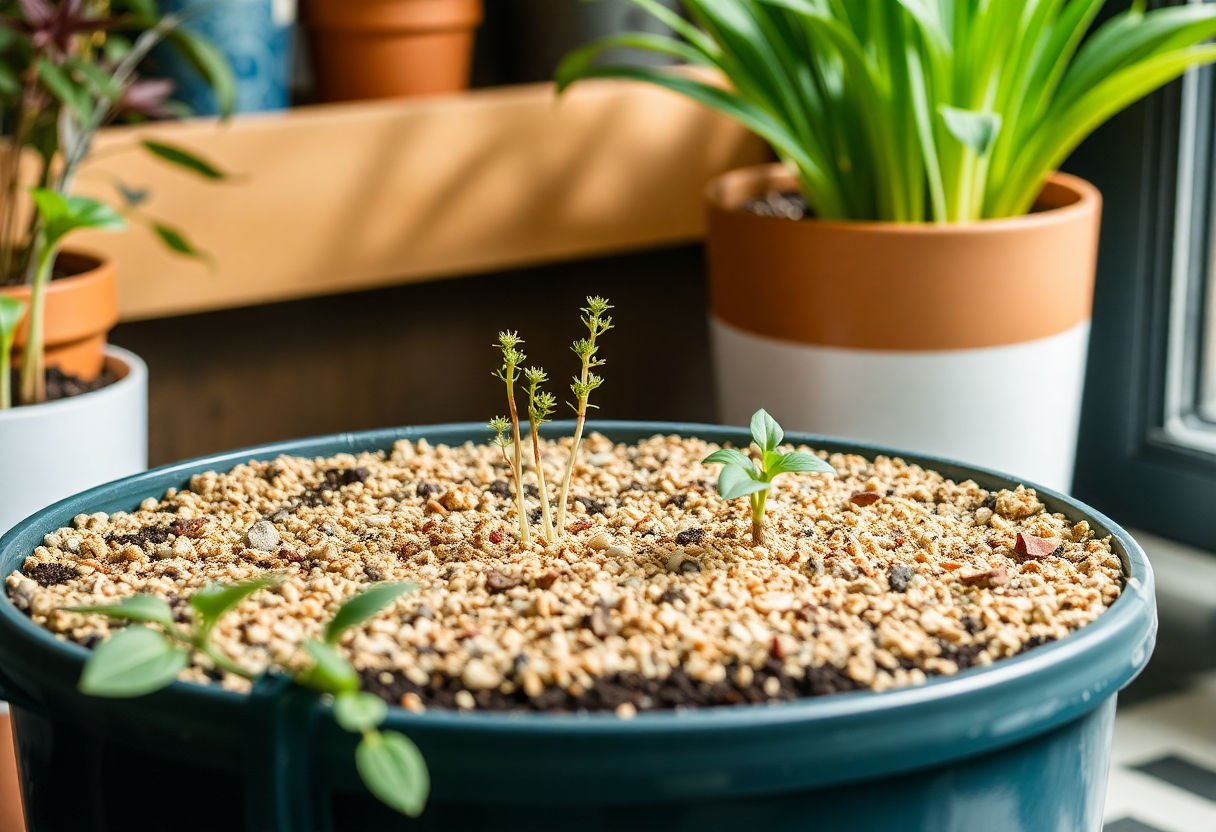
[0, 422, 1156, 832]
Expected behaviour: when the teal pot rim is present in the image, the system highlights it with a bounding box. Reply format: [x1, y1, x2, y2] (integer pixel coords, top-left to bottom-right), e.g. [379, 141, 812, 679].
[0, 421, 1156, 803]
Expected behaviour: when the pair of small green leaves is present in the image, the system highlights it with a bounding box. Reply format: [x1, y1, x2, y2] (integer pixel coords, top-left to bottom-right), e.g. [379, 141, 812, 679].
[703, 408, 835, 501]
[330, 687, 429, 816]
[31, 189, 126, 249]
[72, 574, 285, 697]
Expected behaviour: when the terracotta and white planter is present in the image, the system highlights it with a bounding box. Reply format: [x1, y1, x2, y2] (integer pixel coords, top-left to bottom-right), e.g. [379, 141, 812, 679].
[706, 164, 1101, 492]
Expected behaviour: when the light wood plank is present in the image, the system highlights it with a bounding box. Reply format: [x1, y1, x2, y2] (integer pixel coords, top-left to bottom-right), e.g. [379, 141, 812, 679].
[72, 80, 768, 321]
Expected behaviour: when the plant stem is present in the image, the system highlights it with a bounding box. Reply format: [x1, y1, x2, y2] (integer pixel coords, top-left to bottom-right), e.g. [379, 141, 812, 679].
[0, 338, 11, 411]
[505, 372, 530, 545]
[555, 401, 588, 531]
[17, 238, 54, 405]
[529, 421, 556, 543]
[749, 490, 767, 546]
[200, 642, 257, 681]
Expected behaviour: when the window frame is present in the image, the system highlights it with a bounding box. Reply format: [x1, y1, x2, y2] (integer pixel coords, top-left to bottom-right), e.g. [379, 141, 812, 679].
[1071, 50, 1216, 552]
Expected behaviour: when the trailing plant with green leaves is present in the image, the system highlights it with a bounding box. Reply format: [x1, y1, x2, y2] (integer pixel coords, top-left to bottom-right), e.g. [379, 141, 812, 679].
[557, 0, 1216, 222]
[703, 408, 834, 545]
[489, 296, 613, 545]
[0, 294, 25, 409]
[555, 296, 613, 530]
[69, 576, 429, 817]
[0, 0, 235, 404]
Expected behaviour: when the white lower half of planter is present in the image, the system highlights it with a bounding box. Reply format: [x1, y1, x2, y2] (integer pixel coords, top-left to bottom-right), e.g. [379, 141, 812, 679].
[0, 347, 148, 535]
[711, 317, 1089, 492]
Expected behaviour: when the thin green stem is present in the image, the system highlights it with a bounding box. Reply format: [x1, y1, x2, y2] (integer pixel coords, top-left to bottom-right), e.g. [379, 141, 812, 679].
[0, 338, 11, 411]
[750, 489, 767, 546]
[529, 421, 556, 543]
[199, 641, 258, 681]
[555, 400, 588, 531]
[18, 239, 54, 404]
[505, 372, 530, 545]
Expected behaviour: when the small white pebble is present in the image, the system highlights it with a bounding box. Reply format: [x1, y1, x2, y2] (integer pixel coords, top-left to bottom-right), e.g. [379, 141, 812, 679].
[245, 520, 281, 551]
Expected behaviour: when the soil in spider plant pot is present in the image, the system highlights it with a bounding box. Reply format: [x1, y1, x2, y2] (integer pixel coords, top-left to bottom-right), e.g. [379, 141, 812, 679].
[7, 301, 1123, 742]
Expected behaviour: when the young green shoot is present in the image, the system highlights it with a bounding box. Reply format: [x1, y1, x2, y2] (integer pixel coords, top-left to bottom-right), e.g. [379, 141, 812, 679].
[555, 296, 613, 530]
[525, 366, 558, 543]
[0, 296, 27, 411]
[494, 332, 530, 544]
[69, 578, 428, 817]
[21, 189, 125, 404]
[488, 415, 514, 478]
[703, 409, 835, 546]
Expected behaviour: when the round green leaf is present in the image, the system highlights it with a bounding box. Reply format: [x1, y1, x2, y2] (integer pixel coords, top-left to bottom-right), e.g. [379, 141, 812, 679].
[356, 731, 430, 818]
[79, 626, 188, 698]
[324, 582, 417, 645]
[334, 691, 388, 733]
[67, 594, 176, 628]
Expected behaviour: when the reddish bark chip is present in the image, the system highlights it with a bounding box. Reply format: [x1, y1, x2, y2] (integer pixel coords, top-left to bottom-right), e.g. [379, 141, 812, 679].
[1014, 533, 1060, 561]
[850, 491, 881, 506]
[959, 567, 1008, 588]
[488, 527, 506, 545]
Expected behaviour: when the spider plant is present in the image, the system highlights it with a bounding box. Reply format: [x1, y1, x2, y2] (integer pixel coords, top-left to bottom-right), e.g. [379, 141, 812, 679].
[557, 0, 1216, 222]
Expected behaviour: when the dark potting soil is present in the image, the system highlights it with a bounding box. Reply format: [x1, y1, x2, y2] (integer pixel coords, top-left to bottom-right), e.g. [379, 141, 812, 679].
[361, 659, 864, 714]
[740, 191, 811, 221]
[6, 364, 121, 405]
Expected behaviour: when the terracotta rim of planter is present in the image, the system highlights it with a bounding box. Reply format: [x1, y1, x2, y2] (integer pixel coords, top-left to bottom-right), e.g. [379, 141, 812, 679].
[0, 250, 119, 381]
[305, 0, 483, 32]
[704, 164, 1102, 352]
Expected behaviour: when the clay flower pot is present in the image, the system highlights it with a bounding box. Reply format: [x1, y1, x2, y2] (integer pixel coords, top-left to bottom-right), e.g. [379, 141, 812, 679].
[305, 0, 483, 102]
[0, 250, 119, 382]
[706, 164, 1101, 492]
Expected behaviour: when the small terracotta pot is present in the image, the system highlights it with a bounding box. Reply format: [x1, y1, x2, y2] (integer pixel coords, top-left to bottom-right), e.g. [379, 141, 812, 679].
[705, 163, 1102, 491]
[305, 0, 483, 102]
[0, 250, 118, 382]
[0, 710, 20, 832]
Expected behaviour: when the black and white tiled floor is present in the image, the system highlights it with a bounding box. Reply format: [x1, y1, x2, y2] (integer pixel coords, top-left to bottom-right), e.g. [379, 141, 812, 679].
[1104, 672, 1216, 831]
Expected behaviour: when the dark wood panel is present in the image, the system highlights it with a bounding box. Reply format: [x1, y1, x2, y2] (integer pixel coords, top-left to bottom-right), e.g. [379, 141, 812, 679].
[111, 246, 716, 466]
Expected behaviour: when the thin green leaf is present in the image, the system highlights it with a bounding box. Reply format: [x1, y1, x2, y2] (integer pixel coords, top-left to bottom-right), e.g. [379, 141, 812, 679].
[296, 640, 360, 694]
[150, 221, 212, 265]
[334, 690, 388, 733]
[556, 33, 717, 92]
[702, 448, 753, 469]
[37, 58, 90, 121]
[718, 464, 771, 501]
[79, 626, 188, 698]
[67, 595, 176, 628]
[324, 582, 417, 645]
[189, 574, 283, 635]
[141, 140, 228, 180]
[749, 408, 784, 453]
[356, 731, 430, 818]
[164, 29, 236, 117]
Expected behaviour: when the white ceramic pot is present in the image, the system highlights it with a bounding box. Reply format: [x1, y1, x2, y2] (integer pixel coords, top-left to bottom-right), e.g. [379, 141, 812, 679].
[706, 165, 1101, 493]
[0, 347, 148, 534]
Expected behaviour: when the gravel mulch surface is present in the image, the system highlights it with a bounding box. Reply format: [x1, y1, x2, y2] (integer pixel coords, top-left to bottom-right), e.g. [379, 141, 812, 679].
[6, 433, 1124, 715]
